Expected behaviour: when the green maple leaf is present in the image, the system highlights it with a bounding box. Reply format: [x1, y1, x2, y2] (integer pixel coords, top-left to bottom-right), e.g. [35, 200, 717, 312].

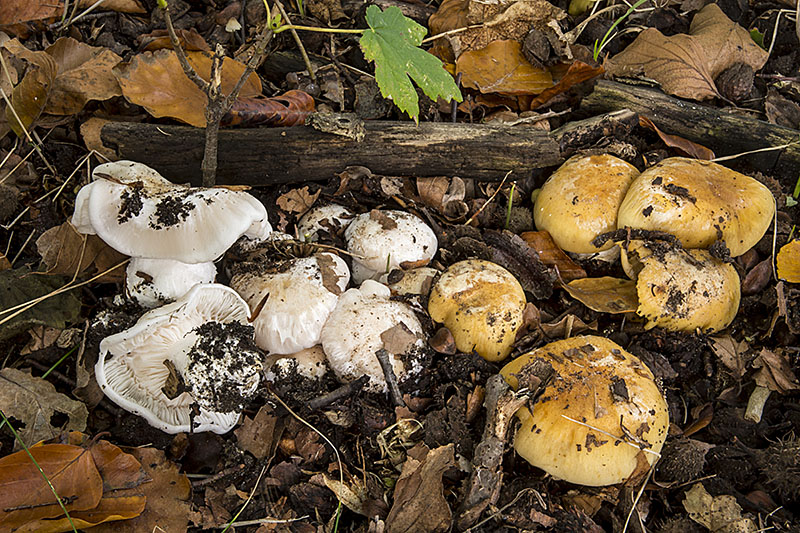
[359, 5, 462, 123]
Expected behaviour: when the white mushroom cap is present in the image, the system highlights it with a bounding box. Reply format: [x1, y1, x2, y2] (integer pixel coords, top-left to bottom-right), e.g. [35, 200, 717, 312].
[380, 267, 439, 297]
[320, 280, 426, 392]
[345, 210, 438, 284]
[266, 345, 329, 381]
[126, 257, 217, 307]
[230, 253, 350, 355]
[297, 204, 354, 241]
[72, 160, 272, 263]
[95, 283, 262, 434]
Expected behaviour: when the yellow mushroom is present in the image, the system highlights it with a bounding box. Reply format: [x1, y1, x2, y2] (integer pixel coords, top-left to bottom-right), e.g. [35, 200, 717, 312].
[428, 259, 526, 362]
[500, 335, 669, 486]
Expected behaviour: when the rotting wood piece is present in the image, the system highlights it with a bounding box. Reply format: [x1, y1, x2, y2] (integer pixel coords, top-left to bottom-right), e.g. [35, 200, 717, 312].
[98, 120, 564, 186]
[582, 80, 800, 178]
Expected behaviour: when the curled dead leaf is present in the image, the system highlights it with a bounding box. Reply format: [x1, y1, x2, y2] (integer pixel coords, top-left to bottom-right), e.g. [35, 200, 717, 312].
[638, 115, 715, 160]
[564, 276, 639, 314]
[457, 40, 553, 96]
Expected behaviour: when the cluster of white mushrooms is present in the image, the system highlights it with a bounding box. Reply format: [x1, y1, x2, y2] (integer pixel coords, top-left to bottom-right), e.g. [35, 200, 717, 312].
[75, 155, 776, 487]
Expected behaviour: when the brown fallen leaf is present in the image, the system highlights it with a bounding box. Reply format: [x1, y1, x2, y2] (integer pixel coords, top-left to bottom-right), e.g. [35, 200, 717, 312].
[2, 39, 57, 137]
[605, 4, 768, 101]
[457, 40, 553, 96]
[638, 115, 715, 160]
[91, 447, 192, 533]
[0, 368, 88, 448]
[222, 90, 316, 127]
[114, 49, 262, 127]
[529, 60, 604, 109]
[683, 483, 757, 532]
[276, 186, 321, 216]
[707, 335, 749, 379]
[36, 222, 127, 283]
[381, 322, 420, 356]
[386, 444, 455, 533]
[44, 37, 122, 115]
[752, 348, 800, 394]
[564, 276, 639, 314]
[138, 28, 211, 52]
[0, 0, 145, 38]
[234, 405, 284, 460]
[776, 240, 800, 282]
[519, 231, 586, 282]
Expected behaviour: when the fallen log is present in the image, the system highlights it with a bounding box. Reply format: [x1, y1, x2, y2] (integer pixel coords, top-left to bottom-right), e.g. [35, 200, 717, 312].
[582, 80, 800, 177]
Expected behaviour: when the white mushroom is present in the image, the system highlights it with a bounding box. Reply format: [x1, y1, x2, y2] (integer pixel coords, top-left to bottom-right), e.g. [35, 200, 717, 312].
[95, 284, 263, 434]
[126, 257, 217, 307]
[230, 252, 350, 355]
[72, 160, 272, 263]
[266, 345, 329, 381]
[297, 204, 354, 241]
[345, 210, 438, 284]
[320, 280, 426, 392]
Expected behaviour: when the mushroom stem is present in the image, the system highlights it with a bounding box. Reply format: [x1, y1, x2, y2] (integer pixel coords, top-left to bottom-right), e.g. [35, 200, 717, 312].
[744, 385, 771, 423]
[456, 375, 528, 530]
[375, 349, 405, 407]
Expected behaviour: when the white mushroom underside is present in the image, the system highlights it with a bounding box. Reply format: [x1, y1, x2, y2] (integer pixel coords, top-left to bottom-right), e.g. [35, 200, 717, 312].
[96, 284, 252, 434]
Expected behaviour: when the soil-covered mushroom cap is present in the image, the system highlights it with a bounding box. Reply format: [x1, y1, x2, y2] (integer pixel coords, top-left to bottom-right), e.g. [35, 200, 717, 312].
[230, 252, 350, 355]
[126, 257, 217, 307]
[95, 283, 262, 434]
[428, 259, 526, 362]
[622, 240, 740, 333]
[297, 204, 354, 241]
[320, 280, 426, 392]
[266, 345, 329, 381]
[617, 158, 775, 257]
[345, 210, 438, 284]
[534, 154, 640, 254]
[500, 335, 669, 486]
[72, 160, 272, 263]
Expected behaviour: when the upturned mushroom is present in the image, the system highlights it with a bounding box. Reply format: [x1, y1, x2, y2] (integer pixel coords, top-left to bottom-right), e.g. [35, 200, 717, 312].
[500, 335, 669, 486]
[320, 280, 426, 392]
[95, 284, 263, 434]
[345, 210, 438, 284]
[617, 157, 775, 257]
[620, 239, 740, 333]
[229, 252, 350, 355]
[534, 154, 640, 260]
[428, 259, 526, 362]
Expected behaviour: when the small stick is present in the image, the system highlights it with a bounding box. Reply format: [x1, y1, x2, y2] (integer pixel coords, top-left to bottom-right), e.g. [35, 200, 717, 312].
[308, 375, 369, 410]
[456, 374, 528, 530]
[375, 349, 405, 407]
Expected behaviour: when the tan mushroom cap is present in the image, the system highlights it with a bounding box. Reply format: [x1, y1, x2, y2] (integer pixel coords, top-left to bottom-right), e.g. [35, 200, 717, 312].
[617, 158, 775, 257]
[621, 240, 740, 333]
[534, 154, 640, 254]
[428, 259, 526, 362]
[500, 335, 669, 486]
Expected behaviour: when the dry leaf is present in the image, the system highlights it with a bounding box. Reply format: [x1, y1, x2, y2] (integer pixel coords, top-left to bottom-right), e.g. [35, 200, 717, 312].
[222, 90, 316, 127]
[564, 277, 639, 314]
[36, 222, 127, 282]
[323, 475, 372, 517]
[605, 4, 768, 101]
[2, 39, 57, 137]
[91, 447, 191, 533]
[519, 231, 586, 282]
[0, 368, 88, 448]
[540, 314, 596, 338]
[638, 115, 715, 160]
[44, 37, 122, 115]
[457, 40, 553, 96]
[708, 335, 749, 379]
[528, 60, 604, 109]
[683, 483, 757, 532]
[114, 49, 262, 127]
[386, 444, 455, 533]
[381, 323, 420, 355]
[752, 348, 800, 394]
[0, 0, 145, 37]
[276, 186, 321, 216]
[776, 240, 800, 282]
[234, 405, 283, 460]
[138, 28, 211, 52]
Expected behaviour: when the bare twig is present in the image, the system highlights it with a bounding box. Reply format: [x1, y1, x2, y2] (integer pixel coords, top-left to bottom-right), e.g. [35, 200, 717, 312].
[275, 0, 316, 82]
[375, 349, 405, 407]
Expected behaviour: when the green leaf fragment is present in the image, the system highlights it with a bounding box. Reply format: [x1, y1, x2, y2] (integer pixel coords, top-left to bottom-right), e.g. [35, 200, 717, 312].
[359, 5, 462, 123]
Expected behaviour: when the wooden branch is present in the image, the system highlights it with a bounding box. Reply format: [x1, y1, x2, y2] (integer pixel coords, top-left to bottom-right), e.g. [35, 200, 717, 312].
[98, 120, 565, 186]
[582, 80, 800, 176]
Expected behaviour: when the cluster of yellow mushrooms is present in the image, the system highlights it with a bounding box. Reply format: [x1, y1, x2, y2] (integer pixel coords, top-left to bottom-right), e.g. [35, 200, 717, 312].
[72, 154, 775, 488]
